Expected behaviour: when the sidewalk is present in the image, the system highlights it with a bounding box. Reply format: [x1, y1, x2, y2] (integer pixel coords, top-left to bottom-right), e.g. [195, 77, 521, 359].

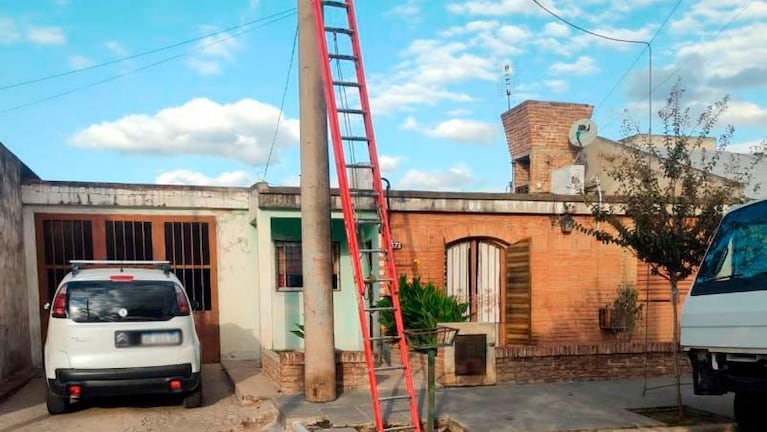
[222, 362, 736, 431]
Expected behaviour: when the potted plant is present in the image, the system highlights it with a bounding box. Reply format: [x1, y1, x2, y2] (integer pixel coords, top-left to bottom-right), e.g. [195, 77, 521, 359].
[599, 283, 643, 340]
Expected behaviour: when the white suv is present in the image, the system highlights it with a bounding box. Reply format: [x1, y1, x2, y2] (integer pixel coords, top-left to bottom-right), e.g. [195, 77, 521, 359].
[43, 261, 202, 414]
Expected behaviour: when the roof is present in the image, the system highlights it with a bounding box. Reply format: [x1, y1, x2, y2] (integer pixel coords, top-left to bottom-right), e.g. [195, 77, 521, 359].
[59, 267, 181, 287]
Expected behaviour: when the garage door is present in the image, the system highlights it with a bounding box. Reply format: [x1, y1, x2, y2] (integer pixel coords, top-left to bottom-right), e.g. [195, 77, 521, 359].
[35, 214, 220, 363]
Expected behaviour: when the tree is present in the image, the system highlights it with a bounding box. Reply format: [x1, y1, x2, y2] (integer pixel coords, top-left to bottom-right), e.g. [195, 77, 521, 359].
[579, 81, 764, 420]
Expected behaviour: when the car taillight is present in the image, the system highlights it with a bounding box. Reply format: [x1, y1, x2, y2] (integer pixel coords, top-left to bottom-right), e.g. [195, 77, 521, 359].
[110, 274, 134, 282]
[51, 286, 68, 318]
[175, 286, 190, 316]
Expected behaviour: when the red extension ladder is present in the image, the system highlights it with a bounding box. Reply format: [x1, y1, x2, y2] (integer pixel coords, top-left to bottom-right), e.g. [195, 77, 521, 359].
[310, 1, 422, 431]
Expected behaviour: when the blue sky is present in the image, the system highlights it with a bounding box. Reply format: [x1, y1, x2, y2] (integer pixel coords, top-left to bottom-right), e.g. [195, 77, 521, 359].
[1, 0, 766, 191]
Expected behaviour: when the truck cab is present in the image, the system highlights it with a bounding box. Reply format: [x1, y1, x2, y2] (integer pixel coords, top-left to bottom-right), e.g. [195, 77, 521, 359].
[681, 199, 767, 430]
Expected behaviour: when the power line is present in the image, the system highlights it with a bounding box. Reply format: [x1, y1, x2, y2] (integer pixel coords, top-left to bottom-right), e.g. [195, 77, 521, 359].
[0, 12, 295, 115]
[594, 0, 683, 114]
[0, 8, 297, 91]
[261, 25, 298, 181]
[531, 0, 647, 45]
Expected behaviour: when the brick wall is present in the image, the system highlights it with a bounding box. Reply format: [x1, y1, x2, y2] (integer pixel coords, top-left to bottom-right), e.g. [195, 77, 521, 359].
[389, 211, 689, 346]
[264, 344, 690, 393]
[260, 348, 371, 395]
[501, 100, 594, 193]
[495, 342, 690, 384]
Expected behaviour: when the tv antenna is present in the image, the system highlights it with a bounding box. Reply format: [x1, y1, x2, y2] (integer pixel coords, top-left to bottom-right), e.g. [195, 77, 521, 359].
[504, 64, 512, 110]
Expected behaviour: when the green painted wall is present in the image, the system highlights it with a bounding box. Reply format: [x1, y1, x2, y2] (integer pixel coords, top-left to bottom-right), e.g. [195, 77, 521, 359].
[262, 212, 377, 351]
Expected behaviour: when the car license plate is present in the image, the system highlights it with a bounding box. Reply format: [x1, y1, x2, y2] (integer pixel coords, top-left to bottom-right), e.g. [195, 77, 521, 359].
[141, 331, 181, 346]
[115, 330, 181, 347]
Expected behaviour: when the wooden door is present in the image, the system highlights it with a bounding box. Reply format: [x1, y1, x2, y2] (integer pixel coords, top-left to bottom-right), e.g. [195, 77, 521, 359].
[505, 238, 532, 345]
[35, 214, 220, 363]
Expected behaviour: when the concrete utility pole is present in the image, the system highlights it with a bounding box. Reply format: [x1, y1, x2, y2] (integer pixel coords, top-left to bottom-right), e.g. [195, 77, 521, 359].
[298, 0, 337, 402]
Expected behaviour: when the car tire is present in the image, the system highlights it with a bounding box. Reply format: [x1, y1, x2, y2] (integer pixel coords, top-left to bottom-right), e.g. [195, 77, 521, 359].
[734, 392, 767, 432]
[183, 382, 203, 409]
[46, 390, 69, 415]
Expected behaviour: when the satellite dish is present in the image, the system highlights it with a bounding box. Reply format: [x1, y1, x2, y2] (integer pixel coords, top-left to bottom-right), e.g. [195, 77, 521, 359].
[568, 119, 598, 148]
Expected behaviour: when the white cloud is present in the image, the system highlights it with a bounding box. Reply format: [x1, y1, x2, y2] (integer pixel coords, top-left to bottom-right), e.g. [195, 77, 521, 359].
[68, 55, 95, 69]
[187, 26, 241, 75]
[401, 116, 419, 130]
[155, 169, 254, 187]
[188, 58, 221, 75]
[26, 26, 65, 44]
[549, 56, 599, 75]
[370, 38, 494, 114]
[371, 82, 474, 114]
[0, 17, 20, 44]
[388, 0, 423, 18]
[423, 118, 498, 143]
[105, 40, 127, 56]
[447, 108, 472, 116]
[70, 98, 300, 165]
[544, 79, 569, 92]
[447, 0, 564, 16]
[721, 100, 767, 127]
[440, 20, 499, 37]
[543, 22, 570, 37]
[379, 155, 404, 176]
[398, 165, 475, 190]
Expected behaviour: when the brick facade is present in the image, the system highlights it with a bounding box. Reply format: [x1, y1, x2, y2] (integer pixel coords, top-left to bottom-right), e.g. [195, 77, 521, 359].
[495, 342, 690, 384]
[501, 100, 594, 193]
[264, 343, 690, 393]
[389, 211, 687, 346]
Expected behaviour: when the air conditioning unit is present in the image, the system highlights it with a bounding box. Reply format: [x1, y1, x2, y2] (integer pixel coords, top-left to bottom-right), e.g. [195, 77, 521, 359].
[551, 165, 585, 195]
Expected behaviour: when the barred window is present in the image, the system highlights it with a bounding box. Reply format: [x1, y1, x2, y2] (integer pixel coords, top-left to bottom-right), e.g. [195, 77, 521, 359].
[275, 241, 340, 291]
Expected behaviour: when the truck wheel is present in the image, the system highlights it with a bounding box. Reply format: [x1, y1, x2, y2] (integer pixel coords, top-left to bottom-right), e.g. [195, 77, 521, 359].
[183, 382, 203, 408]
[46, 390, 69, 415]
[734, 393, 767, 432]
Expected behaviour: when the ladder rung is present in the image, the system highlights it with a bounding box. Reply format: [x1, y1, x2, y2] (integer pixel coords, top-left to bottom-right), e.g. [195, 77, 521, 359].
[356, 219, 381, 226]
[383, 425, 416, 432]
[321, 0, 348, 8]
[347, 162, 374, 169]
[360, 248, 387, 254]
[333, 80, 361, 87]
[350, 189, 378, 197]
[329, 53, 358, 62]
[379, 394, 411, 402]
[325, 26, 353, 35]
[341, 135, 369, 142]
[364, 277, 393, 284]
[370, 335, 399, 342]
[338, 108, 366, 115]
[365, 306, 395, 313]
[374, 365, 405, 372]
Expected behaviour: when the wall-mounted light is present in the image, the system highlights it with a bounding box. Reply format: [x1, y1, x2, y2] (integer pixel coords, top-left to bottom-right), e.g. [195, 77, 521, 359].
[560, 213, 575, 234]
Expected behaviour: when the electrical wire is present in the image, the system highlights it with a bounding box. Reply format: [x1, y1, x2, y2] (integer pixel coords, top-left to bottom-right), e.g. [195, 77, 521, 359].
[0, 8, 297, 91]
[0, 12, 295, 115]
[594, 0, 683, 114]
[260, 25, 298, 181]
[531, 0, 647, 45]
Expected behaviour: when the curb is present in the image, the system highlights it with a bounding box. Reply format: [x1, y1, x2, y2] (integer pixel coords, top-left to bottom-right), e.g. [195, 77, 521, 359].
[563, 423, 737, 432]
[0, 368, 37, 404]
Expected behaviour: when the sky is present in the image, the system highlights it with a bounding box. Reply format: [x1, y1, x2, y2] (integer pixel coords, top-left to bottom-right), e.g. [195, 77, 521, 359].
[1, 0, 766, 192]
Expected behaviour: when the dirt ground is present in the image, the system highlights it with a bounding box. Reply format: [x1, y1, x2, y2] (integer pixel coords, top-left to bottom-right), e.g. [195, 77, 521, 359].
[0, 364, 275, 432]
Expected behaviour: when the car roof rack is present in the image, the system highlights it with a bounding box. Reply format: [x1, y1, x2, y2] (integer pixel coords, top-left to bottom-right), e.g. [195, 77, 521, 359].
[70, 260, 171, 276]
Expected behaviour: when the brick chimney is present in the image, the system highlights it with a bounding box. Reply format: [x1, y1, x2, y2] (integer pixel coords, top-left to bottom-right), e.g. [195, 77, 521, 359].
[501, 100, 594, 193]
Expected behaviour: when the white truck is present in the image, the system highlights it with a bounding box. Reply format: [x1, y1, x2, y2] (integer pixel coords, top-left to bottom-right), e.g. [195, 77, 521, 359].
[681, 198, 767, 430]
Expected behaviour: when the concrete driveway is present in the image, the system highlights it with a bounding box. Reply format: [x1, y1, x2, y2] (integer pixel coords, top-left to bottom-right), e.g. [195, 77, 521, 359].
[0, 364, 274, 432]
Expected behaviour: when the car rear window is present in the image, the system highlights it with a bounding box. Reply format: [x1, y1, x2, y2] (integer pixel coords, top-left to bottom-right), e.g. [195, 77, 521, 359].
[66, 280, 180, 322]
